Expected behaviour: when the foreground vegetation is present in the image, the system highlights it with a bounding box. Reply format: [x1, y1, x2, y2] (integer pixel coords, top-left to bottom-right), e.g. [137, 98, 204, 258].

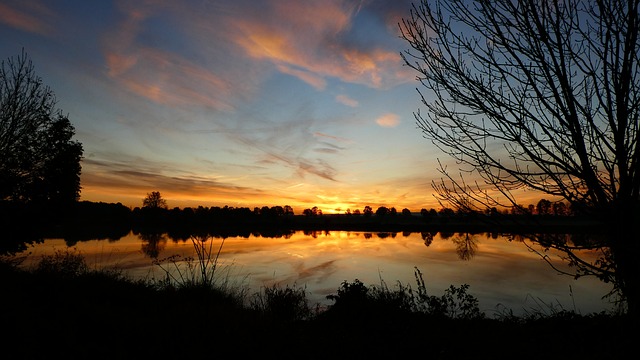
[1, 250, 633, 359]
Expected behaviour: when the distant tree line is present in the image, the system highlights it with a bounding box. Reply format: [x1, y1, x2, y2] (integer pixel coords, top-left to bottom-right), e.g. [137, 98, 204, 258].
[303, 198, 574, 218]
[1, 190, 594, 256]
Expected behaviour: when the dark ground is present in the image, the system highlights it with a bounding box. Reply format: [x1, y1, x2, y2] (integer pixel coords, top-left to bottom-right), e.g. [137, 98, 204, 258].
[1, 261, 635, 360]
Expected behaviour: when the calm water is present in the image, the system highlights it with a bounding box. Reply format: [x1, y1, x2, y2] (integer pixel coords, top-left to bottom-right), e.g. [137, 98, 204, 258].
[16, 230, 615, 316]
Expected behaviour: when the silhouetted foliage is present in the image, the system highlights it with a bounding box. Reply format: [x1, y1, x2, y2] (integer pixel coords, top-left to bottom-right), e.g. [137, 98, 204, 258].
[363, 205, 373, 217]
[0, 50, 83, 206]
[375, 206, 389, 216]
[142, 191, 167, 209]
[536, 199, 552, 216]
[302, 206, 322, 216]
[2, 251, 631, 359]
[250, 283, 312, 322]
[324, 269, 484, 321]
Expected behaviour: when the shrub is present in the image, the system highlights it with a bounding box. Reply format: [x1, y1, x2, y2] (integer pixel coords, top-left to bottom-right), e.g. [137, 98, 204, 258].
[325, 268, 484, 320]
[34, 248, 88, 278]
[250, 283, 312, 322]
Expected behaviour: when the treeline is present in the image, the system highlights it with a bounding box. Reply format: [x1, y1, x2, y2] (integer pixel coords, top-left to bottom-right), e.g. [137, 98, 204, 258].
[1, 197, 599, 251]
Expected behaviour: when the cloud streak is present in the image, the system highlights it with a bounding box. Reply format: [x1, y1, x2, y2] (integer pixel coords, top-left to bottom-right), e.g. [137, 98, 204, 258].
[0, 1, 55, 36]
[336, 94, 359, 107]
[80, 157, 268, 205]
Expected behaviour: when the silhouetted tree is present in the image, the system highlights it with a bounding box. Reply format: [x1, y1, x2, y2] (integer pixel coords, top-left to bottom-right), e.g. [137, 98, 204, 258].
[283, 205, 294, 216]
[375, 206, 389, 217]
[552, 202, 568, 216]
[142, 191, 167, 209]
[438, 208, 454, 217]
[401, 0, 640, 316]
[272, 205, 285, 216]
[536, 199, 552, 216]
[302, 206, 322, 216]
[363, 206, 373, 217]
[0, 50, 83, 205]
[260, 206, 271, 216]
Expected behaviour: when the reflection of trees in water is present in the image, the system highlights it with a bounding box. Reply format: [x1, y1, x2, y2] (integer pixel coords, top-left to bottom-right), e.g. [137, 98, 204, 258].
[420, 231, 478, 260]
[376, 232, 398, 239]
[501, 230, 630, 311]
[451, 233, 478, 261]
[439, 232, 455, 240]
[303, 230, 331, 238]
[165, 229, 296, 243]
[514, 232, 619, 301]
[421, 232, 437, 247]
[138, 232, 167, 259]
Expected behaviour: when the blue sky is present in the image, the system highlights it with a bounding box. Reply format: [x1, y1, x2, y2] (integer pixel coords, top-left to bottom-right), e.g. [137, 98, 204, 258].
[0, 0, 542, 212]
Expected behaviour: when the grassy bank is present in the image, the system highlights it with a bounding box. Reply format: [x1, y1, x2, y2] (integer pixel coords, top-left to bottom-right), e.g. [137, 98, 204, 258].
[1, 250, 633, 359]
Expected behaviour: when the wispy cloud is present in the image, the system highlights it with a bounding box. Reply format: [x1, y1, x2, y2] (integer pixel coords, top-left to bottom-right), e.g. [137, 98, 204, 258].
[102, 1, 259, 112]
[232, 129, 339, 182]
[230, 0, 410, 89]
[0, 1, 55, 36]
[336, 94, 359, 107]
[80, 157, 267, 204]
[109, 48, 236, 111]
[277, 64, 327, 90]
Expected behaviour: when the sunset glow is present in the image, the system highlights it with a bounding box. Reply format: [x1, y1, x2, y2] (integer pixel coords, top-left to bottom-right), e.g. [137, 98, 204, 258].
[0, 0, 547, 212]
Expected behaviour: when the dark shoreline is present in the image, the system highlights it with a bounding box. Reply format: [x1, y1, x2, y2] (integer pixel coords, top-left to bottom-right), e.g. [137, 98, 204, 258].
[1, 199, 607, 255]
[1, 253, 633, 360]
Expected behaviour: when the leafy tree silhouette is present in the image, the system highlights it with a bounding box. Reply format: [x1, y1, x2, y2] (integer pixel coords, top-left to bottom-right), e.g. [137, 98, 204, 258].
[142, 191, 167, 209]
[0, 50, 83, 205]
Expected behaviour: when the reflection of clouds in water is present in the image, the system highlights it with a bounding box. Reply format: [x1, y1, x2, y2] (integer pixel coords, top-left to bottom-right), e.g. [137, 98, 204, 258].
[294, 260, 338, 284]
[19, 231, 615, 315]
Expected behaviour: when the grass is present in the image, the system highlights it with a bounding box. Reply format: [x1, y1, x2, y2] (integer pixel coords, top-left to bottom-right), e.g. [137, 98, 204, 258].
[1, 248, 634, 360]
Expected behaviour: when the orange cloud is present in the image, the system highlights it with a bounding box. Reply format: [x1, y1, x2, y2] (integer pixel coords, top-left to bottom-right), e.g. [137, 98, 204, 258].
[376, 113, 400, 127]
[102, 2, 251, 112]
[230, 0, 409, 89]
[0, 1, 54, 35]
[80, 157, 277, 208]
[112, 48, 235, 111]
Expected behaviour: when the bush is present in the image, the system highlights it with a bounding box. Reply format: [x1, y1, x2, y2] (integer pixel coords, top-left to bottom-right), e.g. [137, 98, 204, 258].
[34, 248, 88, 278]
[325, 267, 484, 320]
[250, 283, 313, 322]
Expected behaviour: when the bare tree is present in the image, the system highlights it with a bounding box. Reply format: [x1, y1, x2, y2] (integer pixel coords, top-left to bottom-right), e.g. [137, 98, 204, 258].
[400, 0, 640, 316]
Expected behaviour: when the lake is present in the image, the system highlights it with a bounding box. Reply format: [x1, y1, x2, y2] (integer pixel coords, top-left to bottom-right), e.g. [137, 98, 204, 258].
[15, 230, 615, 317]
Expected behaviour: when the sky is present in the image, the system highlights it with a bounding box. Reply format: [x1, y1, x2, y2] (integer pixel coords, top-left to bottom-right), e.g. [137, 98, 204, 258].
[0, 0, 543, 213]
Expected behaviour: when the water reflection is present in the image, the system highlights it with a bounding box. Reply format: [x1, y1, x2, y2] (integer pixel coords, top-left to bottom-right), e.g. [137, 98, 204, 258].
[451, 233, 479, 260]
[16, 230, 614, 316]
